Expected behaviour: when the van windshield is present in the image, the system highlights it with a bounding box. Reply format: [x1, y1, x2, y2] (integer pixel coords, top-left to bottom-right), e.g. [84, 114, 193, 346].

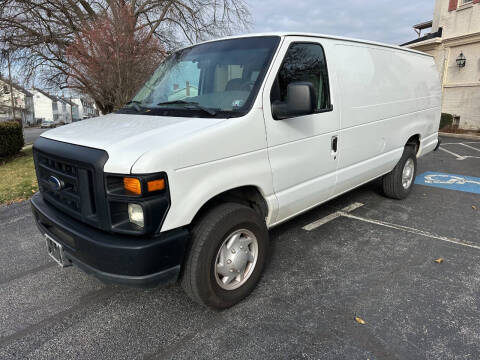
[119, 36, 280, 118]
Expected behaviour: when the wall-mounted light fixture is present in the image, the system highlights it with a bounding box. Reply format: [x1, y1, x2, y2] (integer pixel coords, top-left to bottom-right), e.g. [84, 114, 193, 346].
[456, 52, 466, 68]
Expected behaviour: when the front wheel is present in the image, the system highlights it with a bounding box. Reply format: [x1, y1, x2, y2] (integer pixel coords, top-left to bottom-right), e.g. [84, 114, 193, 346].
[382, 145, 417, 200]
[181, 202, 269, 309]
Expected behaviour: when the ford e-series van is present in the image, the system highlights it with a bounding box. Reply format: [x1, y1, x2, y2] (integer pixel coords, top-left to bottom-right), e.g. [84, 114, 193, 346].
[31, 33, 441, 309]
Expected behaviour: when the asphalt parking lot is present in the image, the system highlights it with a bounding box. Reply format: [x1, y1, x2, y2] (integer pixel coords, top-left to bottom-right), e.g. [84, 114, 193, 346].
[1, 135, 479, 359]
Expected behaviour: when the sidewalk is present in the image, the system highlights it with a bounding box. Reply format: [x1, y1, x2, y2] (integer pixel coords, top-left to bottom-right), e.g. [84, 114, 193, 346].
[439, 132, 480, 140]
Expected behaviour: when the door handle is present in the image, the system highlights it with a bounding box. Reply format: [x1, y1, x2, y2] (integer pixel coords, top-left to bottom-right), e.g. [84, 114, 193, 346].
[331, 136, 338, 153]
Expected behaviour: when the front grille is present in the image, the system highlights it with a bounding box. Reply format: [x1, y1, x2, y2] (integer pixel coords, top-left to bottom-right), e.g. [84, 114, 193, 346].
[33, 137, 109, 231]
[36, 153, 91, 216]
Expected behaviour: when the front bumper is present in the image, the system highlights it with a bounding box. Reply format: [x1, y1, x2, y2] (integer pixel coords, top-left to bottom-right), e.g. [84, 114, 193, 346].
[31, 193, 189, 287]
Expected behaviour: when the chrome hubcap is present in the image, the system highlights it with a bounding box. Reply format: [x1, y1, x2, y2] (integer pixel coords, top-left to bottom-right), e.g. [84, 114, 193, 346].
[214, 229, 258, 290]
[402, 158, 415, 189]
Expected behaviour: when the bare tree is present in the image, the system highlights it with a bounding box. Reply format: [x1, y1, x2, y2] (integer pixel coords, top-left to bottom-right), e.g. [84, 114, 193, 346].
[0, 0, 250, 113]
[65, 3, 166, 113]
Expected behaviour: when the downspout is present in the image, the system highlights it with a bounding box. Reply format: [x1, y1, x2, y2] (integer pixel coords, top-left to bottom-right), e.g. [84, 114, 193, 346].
[441, 46, 450, 101]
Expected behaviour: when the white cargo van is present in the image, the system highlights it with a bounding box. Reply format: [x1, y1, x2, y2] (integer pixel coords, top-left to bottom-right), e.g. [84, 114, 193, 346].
[32, 33, 441, 309]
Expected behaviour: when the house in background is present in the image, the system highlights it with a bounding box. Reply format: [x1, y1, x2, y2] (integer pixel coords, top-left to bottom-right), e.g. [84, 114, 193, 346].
[56, 97, 77, 124]
[402, 0, 480, 130]
[0, 75, 35, 126]
[60, 97, 80, 122]
[72, 97, 99, 119]
[58, 98, 69, 123]
[31, 88, 58, 123]
[32, 89, 89, 125]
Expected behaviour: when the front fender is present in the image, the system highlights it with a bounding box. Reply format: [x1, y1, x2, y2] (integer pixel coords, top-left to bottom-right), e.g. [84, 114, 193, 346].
[160, 149, 276, 231]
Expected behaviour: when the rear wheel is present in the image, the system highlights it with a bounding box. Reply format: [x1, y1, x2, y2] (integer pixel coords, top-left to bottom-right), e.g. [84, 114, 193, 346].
[382, 145, 417, 200]
[181, 202, 268, 309]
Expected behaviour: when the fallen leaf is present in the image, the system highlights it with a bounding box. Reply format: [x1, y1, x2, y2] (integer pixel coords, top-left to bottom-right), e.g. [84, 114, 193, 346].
[473, 205, 477, 210]
[354, 316, 366, 325]
[434, 258, 444, 264]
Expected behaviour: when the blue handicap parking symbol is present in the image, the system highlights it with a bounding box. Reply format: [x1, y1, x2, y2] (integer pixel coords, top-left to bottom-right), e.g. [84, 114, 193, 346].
[415, 171, 480, 194]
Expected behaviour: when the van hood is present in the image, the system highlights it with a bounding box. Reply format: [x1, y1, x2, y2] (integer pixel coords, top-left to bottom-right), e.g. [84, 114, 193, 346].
[41, 113, 224, 173]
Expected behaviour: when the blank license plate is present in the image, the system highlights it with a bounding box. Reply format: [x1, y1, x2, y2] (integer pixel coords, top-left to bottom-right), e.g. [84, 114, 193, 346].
[45, 234, 71, 267]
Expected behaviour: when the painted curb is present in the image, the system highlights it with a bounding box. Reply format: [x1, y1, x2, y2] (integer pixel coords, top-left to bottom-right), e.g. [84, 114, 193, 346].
[439, 132, 480, 141]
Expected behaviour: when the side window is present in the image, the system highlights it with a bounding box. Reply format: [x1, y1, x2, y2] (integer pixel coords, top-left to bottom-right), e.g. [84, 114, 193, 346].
[271, 43, 331, 111]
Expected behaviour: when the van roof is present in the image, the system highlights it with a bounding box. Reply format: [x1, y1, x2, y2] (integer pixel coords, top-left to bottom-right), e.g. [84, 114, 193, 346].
[194, 32, 432, 58]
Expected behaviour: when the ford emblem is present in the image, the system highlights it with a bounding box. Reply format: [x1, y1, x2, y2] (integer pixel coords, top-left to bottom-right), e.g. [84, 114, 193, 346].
[48, 176, 64, 192]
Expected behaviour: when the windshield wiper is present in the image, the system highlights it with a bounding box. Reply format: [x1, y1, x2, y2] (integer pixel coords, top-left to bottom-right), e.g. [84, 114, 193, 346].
[125, 100, 142, 112]
[157, 100, 218, 116]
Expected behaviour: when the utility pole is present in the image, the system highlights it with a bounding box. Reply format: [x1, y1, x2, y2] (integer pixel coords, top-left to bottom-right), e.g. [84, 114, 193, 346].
[4, 49, 17, 126]
[70, 95, 73, 122]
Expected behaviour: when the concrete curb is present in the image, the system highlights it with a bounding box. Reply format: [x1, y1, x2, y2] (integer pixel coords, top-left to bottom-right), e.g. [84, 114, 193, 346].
[439, 132, 480, 141]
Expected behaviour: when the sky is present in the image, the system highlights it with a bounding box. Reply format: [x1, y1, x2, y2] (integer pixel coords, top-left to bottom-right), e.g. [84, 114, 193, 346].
[2, 0, 436, 90]
[245, 0, 435, 46]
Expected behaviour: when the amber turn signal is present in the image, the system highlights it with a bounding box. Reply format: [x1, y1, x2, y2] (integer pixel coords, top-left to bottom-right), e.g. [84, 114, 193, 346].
[147, 179, 165, 192]
[123, 177, 142, 195]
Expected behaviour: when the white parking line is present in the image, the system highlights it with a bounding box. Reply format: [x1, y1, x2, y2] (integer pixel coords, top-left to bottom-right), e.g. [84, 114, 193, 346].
[340, 212, 480, 251]
[441, 142, 480, 145]
[461, 143, 480, 152]
[340, 202, 364, 212]
[439, 143, 480, 160]
[302, 212, 342, 231]
[303, 202, 480, 251]
[439, 147, 466, 160]
[302, 202, 364, 231]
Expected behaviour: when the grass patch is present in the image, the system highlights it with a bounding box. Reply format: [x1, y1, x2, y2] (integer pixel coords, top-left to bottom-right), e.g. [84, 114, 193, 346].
[0, 146, 38, 205]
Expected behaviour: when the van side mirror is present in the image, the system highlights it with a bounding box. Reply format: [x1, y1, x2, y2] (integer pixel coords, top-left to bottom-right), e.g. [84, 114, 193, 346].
[272, 82, 316, 120]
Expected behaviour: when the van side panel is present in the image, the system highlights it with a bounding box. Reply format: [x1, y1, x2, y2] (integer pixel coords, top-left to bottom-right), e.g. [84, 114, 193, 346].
[157, 37, 441, 232]
[334, 43, 441, 193]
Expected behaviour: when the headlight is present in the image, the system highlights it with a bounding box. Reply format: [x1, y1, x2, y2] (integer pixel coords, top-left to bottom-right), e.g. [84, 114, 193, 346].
[106, 172, 169, 235]
[128, 203, 144, 228]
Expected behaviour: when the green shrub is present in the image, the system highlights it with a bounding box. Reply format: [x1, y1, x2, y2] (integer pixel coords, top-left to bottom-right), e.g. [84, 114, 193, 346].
[440, 113, 453, 130]
[0, 121, 24, 157]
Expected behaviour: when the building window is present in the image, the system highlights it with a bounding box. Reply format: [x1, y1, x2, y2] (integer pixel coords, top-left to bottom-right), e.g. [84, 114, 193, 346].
[461, 0, 472, 5]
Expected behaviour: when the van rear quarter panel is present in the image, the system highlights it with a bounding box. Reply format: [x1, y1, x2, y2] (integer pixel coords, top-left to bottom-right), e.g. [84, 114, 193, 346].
[333, 42, 441, 191]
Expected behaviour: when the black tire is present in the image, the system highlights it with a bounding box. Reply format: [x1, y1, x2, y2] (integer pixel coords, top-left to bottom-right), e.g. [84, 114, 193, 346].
[181, 202, 269, 309]
[382, 145, 417, 200]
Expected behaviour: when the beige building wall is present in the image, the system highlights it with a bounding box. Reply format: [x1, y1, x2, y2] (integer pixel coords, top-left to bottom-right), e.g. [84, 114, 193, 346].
[405, 0, 480, 130]
[433, 1, 480, 37]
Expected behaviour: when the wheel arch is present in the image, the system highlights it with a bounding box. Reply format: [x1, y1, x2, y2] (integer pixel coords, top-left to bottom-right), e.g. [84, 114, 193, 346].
[189, 185, 269, 229]
[406, 134, 421, 155]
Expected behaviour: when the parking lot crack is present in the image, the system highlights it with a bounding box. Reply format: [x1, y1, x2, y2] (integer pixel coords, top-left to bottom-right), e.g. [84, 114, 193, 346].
[0, 287, 115, 347]
[0, 262, 56, 287]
